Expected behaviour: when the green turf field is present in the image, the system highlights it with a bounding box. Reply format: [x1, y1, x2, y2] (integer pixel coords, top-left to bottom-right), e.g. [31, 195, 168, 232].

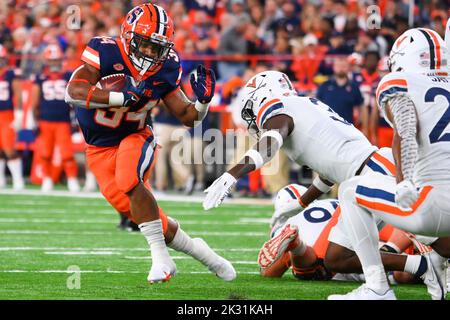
[0, 192, 443, 300]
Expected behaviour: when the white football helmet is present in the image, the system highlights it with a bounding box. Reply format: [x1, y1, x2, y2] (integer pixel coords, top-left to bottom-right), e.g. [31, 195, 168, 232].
[270, 184, 308, 230]
[388, 28, 449, 73]
[241, 71, 297, 132]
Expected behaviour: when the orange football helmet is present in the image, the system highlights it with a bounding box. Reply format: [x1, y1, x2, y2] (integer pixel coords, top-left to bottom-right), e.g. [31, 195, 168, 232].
[43, 44, 64, 72]
[120, 3, 174, 74]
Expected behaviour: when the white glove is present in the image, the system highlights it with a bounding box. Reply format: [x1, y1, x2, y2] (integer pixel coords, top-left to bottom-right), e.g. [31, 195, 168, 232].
[203, 172, 237, 210]
[395, 180, 419, 211]
[269, 201, 305, 229]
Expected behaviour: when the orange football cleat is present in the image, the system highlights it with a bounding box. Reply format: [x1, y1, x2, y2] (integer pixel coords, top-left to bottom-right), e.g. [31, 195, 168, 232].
[258, 224, 300, 277]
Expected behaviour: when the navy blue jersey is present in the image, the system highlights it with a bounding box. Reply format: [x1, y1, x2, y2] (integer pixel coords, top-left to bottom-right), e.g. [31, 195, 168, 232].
[76, 36, 182, 147]
[0, 69, 16, 111]
[35, 72, 72, 122]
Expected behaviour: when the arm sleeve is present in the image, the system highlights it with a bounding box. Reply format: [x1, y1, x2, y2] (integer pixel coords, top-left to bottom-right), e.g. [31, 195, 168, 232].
[389, 94, 418, 181]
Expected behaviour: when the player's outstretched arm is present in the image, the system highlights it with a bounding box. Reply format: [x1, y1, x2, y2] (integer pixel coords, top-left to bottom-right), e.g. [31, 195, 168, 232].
[162, 64, 215, 127]
[65, 64, 145, 109]
[203, 114, 294, 210]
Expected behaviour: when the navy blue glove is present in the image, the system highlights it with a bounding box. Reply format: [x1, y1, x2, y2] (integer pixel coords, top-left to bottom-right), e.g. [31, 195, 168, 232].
[122, 76, 146, 108]
[190, 65, 216, 104]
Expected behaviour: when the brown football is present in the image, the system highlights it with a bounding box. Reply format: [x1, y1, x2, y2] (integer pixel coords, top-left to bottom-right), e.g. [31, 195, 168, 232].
[96, 73, 127, 91]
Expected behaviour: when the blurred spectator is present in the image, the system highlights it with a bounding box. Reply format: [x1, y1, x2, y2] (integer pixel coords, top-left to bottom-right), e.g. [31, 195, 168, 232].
[257, 0, 280, 48]
[327, 30, 353, 55]
[356, 51, 382, 144]
[217, 13, 251, 81]
[271, 1, 302, 38]
[20, 27, 45, 79]
[290, 34, 326, 94]
[369, 55, 394, 148]
[153, 106, 191, 192]
[316, 57, 367, 135]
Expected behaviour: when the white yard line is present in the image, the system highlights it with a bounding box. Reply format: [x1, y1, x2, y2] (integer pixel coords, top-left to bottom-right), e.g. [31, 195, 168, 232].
[0, 230, 266, 236]
[0, 218, 269, 225]
[0, 189, 273, 206]
[0, 246, 260, 252]
[0, 208, 268, 217]
[0, 269, 260, 275]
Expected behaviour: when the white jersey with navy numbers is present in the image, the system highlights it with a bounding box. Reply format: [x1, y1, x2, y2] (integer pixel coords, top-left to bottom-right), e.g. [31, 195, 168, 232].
[273, 199, 339, 248]
[376, 71, 450, 186]
[255, 96, 377, 183]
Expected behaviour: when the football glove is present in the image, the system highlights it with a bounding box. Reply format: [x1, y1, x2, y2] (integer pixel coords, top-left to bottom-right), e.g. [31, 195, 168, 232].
[203, 172, 236, 210]
[190, 64, 216, 104]
[395, 179, 419, 211]
[122, 76, 146, 108]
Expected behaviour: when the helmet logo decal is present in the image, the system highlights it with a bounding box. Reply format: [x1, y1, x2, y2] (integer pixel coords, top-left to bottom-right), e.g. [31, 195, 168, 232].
[127, 7, 144, 25]
[396, 35, 408, 48]
[247, 75, 267, 101]
[246, 78, 257, 88]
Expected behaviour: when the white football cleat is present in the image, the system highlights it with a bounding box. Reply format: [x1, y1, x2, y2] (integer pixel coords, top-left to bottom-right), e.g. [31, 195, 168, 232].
[193, 238, 236, 281]
[147, 258, 177, 284]
[421, 251, 447, 300]
[328, 284, 396, 300]
[67, 177, 80, 193]
[41, 177, 53, 192]
[258, 224, 299, 270]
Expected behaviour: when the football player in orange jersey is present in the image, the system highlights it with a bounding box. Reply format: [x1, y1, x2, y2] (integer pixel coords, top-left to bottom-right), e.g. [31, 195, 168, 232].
[65, 3, 235, 283]
[0, 44, 24, 190]
[32, 45, 80, 192]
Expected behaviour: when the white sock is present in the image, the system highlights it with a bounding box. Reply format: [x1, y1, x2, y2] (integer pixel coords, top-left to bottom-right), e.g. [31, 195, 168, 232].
[290, 239, 307, 256]
[383, 242, 401, 253]
[404, 255, 427, 276]
[168, 227, 217, 266]
[138, 219, 170, 261]
[339, 179, 390, 295]
[7, 158, 24, 185]
[0, 159, 5, 186]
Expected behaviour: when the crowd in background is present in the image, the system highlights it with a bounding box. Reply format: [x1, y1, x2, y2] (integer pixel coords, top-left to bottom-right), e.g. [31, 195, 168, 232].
[0, 0, 449, 196]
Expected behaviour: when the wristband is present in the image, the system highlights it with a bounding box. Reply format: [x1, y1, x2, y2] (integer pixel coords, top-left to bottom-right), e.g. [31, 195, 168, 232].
[109, 92, 125, 106]
[244, 149, 264, 169]
[194, 100, 209, 113]
[312, 176, 333, 193]
[260, 130, 284, 147]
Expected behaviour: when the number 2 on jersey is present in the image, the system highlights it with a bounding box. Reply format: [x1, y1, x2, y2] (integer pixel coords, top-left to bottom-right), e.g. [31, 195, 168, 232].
[425, 87, 450, 144]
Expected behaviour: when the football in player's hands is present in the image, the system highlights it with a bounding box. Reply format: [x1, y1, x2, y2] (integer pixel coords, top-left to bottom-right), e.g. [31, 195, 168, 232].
[97, 74, 145, 108]
[97, 73, 127, 91]
[190, 64, 216, 104]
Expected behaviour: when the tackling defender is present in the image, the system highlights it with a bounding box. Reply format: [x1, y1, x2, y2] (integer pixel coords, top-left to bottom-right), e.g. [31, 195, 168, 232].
[65, 3, 235, 283]
[328, 28, 450, 300]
